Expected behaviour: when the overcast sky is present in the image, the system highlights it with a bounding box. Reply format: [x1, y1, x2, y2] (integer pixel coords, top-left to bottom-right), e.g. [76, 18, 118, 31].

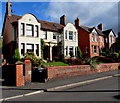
[0, 0, 119, 36]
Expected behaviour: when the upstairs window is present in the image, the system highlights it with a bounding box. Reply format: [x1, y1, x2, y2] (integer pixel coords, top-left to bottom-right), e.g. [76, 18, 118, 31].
[69, 31, 73, 40]
[102, 37, 104, 43]
[65, 30, 67, 39]
[43, 31, 47, 39]
[53, 33, 57, 40]
[110, 35, 114, 43]
[96, 35, 98, 42]
[26, 24, 33, 36]
[20, 23, 24, 36]
[92, 34, 95, 42]
[34, 25, 39, 37]
[74, 32, 76, 41]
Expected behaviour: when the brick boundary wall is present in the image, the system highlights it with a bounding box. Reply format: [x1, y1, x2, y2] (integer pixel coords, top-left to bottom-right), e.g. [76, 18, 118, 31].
[47, 63, 120, 79]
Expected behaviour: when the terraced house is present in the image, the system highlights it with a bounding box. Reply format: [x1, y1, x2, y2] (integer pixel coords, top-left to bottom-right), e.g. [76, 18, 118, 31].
[2, 0, 78, 62]
[74, 18, 116, 58]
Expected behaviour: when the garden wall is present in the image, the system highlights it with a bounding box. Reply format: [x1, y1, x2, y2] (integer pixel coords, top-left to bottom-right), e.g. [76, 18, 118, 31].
[47, 63, 120, 79]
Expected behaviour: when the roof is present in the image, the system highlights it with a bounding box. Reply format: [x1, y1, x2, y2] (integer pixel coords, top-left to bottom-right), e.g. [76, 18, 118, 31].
[103, 29, 116, 37]
[79, 25, 104, 36]
[7, 14, 64, 32]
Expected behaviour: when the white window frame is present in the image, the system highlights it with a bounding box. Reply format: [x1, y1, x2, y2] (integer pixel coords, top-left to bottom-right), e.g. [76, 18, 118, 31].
[20, 23, 24, 36]
[26, 24, 33, 36]
[43, 31, 47, 39]
[92, 34, 95, 42]
[65, 30, 67, 39]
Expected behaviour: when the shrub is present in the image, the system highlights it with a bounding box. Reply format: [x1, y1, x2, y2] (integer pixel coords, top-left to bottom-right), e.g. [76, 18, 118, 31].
[24, 52, 42, 67]
[32, 58, 41, 67]
[101, 52, 106, 56]
[74, 59, 83, 65]
[97, 57, 115, 63]
[62, 58, 83, 65]
[84, 58, 97, 68]
[67, 58, 75, 65]
[110, 53, 119, 59]
[13, 49, 20, 63]
[24, 51, 35, 59]
[62, 59, 67, 63]
[77, 46, 82, 59]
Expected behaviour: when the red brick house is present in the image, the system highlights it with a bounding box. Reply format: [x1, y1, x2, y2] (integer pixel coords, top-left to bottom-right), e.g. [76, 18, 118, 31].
[74, 18, 116, 58]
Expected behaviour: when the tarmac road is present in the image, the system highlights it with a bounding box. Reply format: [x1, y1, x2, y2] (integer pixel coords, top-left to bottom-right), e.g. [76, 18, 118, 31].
[3, 72, 119, 102]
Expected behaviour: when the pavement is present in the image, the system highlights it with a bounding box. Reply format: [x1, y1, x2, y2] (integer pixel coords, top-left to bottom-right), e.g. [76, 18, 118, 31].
[1, 69, 120, 101]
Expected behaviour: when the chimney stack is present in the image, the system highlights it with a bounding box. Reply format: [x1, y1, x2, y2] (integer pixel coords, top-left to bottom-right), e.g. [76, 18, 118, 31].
[6, 0, 12, 16]
[60, 15, 66, 26]
[97, 24, 103, 31]
[75, 17, 80, 26]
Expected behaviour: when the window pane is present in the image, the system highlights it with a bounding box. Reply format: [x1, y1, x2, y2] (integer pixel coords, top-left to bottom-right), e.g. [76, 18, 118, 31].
[43, 31, 47, 39]
[20, 23, 24, 36]
[26, 44, 34, 52]
[21, 43, 25, 56]
[69, 31, 73, 40]
[36, 44, 39, 56]
[53, 33, 56, 40]
[74, 32, 76, 41]
[65, 30, 67, 39]
[35, 25, 38, 37]
[92, 34, 95, 42]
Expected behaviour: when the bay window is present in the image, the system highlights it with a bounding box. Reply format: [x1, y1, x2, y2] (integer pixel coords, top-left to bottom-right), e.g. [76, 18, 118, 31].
[26, 24, 33, 36]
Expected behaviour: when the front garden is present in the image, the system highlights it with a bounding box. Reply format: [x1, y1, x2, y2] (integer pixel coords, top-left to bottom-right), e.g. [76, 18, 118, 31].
[10, 46, 120, 69]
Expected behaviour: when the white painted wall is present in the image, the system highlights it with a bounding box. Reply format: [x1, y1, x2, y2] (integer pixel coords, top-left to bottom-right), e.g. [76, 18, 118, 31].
[62, 23, 78, 58]
[18, 13, 41, 57]
[41, 30, 61, 45]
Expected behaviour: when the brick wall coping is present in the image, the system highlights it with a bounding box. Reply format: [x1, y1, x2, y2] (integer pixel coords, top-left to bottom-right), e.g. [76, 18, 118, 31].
[47, 63, 120, 69]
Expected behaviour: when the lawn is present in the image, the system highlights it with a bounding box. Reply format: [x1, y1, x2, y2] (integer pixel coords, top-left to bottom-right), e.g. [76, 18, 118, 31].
[41, 62, 69, 66]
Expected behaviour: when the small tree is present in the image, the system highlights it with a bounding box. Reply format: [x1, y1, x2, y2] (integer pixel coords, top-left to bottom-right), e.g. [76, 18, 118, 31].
[41, 39, 45, 57]
[13, 49, 20, 62]
[77, 46, 82, 59]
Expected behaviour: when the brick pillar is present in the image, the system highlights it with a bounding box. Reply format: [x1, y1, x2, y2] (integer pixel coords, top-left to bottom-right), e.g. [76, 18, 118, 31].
[16, 64, 24, 86]
[24, 58, 32, 84]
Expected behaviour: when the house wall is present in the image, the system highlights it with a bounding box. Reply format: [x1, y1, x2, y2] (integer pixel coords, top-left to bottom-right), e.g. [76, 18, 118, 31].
[18, 14, 41, 57]
[63, 23, 78, 58]
[41, 30, 60, 46]
[108, 31, 116, 50]
[3, 15, 14, 46]
[77, 27, 90, 58]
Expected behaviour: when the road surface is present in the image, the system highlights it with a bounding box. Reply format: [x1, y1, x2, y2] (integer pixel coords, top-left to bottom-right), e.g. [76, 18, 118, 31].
[3, 73, 119, 102]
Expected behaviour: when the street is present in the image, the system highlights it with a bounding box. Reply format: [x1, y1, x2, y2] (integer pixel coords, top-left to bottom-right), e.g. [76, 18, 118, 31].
[3, 74, 119, 102]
